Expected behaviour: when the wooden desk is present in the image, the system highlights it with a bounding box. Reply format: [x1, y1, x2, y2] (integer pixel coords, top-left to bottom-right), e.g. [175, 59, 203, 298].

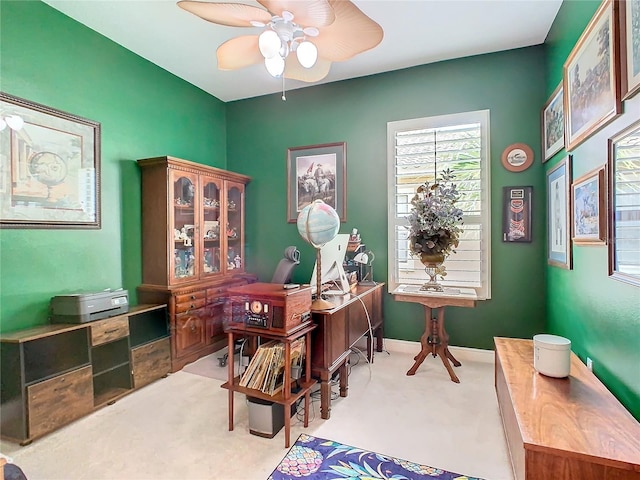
[391, 285, 476, 383]
[221, 322, 316, 448]
[494, 337, 640, 480]
[310, 283, 384, 419]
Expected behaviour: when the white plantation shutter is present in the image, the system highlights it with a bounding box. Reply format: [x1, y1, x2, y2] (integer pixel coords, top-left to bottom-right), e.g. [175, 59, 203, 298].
[387, 110, 491, 299]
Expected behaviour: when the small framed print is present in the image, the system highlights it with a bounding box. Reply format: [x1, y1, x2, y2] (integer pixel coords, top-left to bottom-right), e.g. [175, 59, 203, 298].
[502, 186, 533, 242]
[572, 167, 606, 245]
[547, 155, 573, 269]
[286, 142, 346, 223]
[501, 143, 534, 172]
[542, 83, 564, 162]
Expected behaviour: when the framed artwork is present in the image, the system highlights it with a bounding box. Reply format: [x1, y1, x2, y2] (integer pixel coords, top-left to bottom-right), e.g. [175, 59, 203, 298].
[608, 120, 640, 286]
[542, 83, 564, 162]
[501, 143, 534, 172]
[620, 0, 640, 99]
[563, 0, 621, 151]
[502, 186, 533, 242]
[0, 92, 101, 229]
[286, 142, 346, 223]
[547, 155, 573, 269]
[572, 166, 606, 245]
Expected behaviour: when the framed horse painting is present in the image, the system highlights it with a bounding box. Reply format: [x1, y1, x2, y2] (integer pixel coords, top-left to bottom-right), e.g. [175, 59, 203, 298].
[286, 142, 347, 223]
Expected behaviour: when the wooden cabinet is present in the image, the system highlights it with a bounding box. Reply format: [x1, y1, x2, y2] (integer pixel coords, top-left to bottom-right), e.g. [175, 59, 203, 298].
[137, 156, 256, 372]
[0, 304, 169, 445]
[310, 283, 384, 420]
[494, 337, 640, 480]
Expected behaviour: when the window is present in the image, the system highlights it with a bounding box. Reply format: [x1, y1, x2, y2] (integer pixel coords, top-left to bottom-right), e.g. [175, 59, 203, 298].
[387, 110, 491, 299]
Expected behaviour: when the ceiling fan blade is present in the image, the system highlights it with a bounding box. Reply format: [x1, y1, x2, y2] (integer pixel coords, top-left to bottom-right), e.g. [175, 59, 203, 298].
[313, 0, 383, 62]
[284, 56, 331, 82]
[257, 0, 335, 28]
[177, 1, 272, 27]
[217, 35, 264, 70]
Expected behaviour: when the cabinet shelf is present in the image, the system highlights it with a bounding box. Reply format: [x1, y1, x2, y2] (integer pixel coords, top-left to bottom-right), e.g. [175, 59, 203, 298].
[222, 377, 315, 404]
[92, 361, 131, 378]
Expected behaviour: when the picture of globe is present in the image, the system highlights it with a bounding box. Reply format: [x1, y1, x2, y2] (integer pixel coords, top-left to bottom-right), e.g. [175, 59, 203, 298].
[297, 199, 340, 248]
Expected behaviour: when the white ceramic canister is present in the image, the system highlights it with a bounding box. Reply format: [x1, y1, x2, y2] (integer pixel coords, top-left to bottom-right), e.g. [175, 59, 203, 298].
[533, 334, 571, 378]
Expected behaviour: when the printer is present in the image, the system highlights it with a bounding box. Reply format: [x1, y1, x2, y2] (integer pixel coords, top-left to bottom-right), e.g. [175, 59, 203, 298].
[50, 289, 129, 324]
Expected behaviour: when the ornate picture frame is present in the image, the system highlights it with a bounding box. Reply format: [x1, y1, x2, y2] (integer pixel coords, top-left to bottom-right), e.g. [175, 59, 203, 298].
[620, 0, 640, 100]
[502, 186, 533, 243]
[547, 155, 573, 269]
[572, 166, 606, 245]
[286, 142, 346, 223]
[0, 92, 101, 229]
[563, 0, 621, 151]
[608, 120, 640, 286]
[542, 83, 564, 162]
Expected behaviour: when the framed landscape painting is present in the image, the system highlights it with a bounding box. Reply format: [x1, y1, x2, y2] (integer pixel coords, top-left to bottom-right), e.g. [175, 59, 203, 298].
[620, 0, 640, 99]
[542, 83, 564, 162]
[547, 155, 573, 269]
[286, 142, 346, 223]
[572, 166, 606, 245]
[563, 0, 621, 151]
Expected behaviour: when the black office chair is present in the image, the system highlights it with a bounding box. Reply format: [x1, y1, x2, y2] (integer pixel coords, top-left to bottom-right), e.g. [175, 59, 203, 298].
[271, 246, 300, 284]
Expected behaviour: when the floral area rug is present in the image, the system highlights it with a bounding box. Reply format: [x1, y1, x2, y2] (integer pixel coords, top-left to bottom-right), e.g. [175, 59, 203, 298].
[268, 434, 485, 480]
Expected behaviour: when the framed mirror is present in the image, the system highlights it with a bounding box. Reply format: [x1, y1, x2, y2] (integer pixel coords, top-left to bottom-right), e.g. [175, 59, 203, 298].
[608, 120, 640, 286]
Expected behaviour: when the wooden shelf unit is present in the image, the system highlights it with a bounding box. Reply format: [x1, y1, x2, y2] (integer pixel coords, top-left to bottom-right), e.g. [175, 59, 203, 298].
[0, 304, 170, 445]
[494, 337, 640, 480]
[222, 322, 317, 448]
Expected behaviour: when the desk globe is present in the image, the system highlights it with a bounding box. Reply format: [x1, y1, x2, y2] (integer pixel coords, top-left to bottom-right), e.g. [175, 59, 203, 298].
[297, 199, 340, 310]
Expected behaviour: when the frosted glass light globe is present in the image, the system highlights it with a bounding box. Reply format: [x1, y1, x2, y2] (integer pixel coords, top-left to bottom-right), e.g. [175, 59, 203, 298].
[265, 55, 285, 77]
[297, 41, 317, 68]
[259, 30, 281, 59]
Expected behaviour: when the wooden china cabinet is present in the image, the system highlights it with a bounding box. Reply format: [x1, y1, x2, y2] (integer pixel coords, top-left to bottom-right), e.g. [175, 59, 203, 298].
[136, 156, 256, 372]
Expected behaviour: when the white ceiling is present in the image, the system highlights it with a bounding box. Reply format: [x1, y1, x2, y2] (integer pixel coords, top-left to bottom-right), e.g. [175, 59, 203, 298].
[42, 0, 562, 102]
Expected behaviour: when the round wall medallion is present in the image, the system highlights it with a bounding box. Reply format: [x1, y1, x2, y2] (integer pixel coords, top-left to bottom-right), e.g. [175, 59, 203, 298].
[501, 143, 534, 172]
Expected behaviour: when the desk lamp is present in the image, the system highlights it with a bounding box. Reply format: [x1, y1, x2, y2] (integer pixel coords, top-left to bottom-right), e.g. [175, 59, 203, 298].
[353, 250, 376, 286]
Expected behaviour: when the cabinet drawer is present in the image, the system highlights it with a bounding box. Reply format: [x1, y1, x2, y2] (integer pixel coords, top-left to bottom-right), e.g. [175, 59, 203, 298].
[175, 310, 206, 356]
[27, 365, 94, 439]
[91, 317, 129, 346]
[131, 338, 171, 388]
[175, 297, 206, 313]
[175, 290, 206, 305]
[206, 286, 226, 298]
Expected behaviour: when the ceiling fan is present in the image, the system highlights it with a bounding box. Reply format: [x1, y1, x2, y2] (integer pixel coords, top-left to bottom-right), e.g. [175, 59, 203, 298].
[177, 0, 384, 82]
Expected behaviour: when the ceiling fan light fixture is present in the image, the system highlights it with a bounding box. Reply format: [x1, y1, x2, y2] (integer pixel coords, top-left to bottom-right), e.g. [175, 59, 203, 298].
[297, 40, 317, 68]
[259, 30, 281, 59]
[265, 55, 285, 77]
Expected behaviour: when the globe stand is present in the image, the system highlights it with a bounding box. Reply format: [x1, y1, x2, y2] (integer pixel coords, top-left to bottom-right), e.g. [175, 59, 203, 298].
[311, 248, 334, 311]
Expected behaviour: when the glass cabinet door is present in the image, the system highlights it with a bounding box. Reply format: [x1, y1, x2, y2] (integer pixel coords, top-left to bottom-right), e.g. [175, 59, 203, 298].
[171, 171, 199, 283]
[202, 176, 222, 277]
[225, 181, 244, 273]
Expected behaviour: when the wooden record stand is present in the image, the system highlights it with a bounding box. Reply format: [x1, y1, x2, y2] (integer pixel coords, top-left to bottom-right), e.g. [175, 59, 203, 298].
[221, 321, 316, 448]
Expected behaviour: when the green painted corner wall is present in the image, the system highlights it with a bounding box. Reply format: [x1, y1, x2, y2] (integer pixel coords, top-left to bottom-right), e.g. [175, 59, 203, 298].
[0, 1, 227, 332]
[226, 47, 548, 351]
[544, 0, 640, 419]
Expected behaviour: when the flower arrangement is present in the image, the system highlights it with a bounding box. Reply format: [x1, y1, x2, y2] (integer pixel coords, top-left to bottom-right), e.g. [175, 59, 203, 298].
[407, 169, 464, 259]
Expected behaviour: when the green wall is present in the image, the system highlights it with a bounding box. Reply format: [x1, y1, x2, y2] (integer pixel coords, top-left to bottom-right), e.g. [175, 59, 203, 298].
[0, 1, 227, 331]
[227, 47, 548, 350]
[544, 0, 640, 418]
[2, 0, 637, 419]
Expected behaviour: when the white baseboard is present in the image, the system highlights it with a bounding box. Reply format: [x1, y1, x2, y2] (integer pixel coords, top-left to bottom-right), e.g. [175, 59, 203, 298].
[382, 338, 494, 364]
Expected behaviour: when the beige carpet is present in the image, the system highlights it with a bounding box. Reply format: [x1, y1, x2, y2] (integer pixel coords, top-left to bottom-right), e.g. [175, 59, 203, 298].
[181, 348, 241, 381]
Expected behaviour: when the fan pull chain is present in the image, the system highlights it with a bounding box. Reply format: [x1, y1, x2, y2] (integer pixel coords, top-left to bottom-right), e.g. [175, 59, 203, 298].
[281, 75, 286, 101]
